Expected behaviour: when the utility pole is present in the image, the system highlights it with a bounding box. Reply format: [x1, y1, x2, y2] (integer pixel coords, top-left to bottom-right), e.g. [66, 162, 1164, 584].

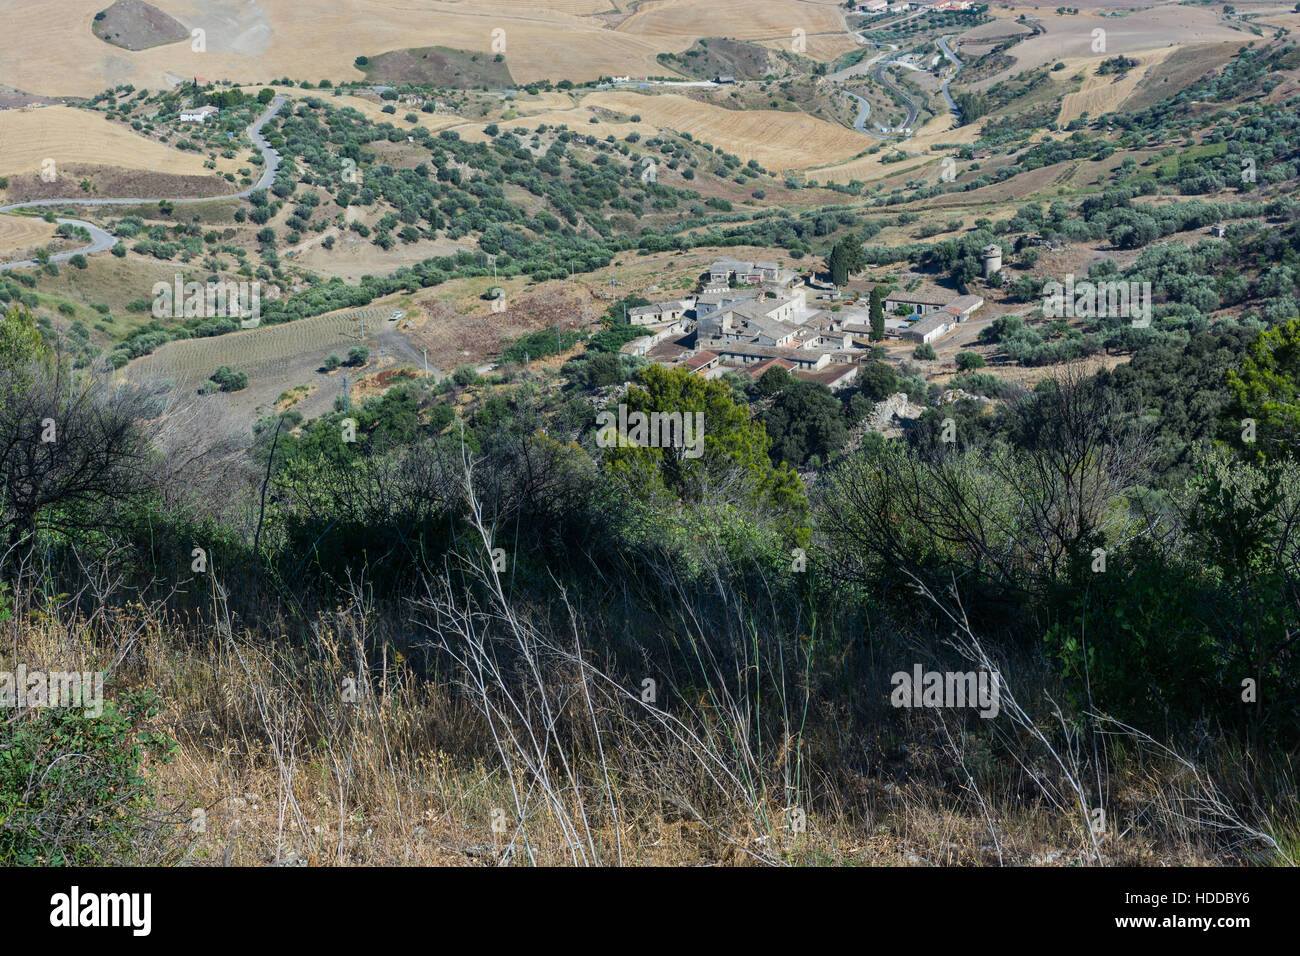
[342, 375, 350, 410]
[423, 348, 429, 378]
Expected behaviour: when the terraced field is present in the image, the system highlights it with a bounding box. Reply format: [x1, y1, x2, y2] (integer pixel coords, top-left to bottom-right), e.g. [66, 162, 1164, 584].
[122, 306, 430, 420]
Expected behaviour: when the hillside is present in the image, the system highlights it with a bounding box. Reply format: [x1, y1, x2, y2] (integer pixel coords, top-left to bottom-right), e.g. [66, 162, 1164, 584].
[1, 0, 1299, 902]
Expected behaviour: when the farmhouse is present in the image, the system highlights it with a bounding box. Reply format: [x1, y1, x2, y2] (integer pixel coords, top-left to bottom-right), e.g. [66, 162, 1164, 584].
[179, 105, 219, 122]
[795, 361, 859, 392]
[715, 75, 737, 84]
[682, 350, 722, 377]
[882, 290, 950, 315]
[943, 294, 984, 321]
[629, 299, 690, 326]
[707, 260, 780, 286]
[694, 289, 761, 316]
[742, 357, 796, 381]
[698, 308, 800, 348]
[903, 312, 954, 345]
[708, 343, 832, 371]
[861, 0, 889, 11]
[696, 289, 813, 345]
[624, 320, 691, 357]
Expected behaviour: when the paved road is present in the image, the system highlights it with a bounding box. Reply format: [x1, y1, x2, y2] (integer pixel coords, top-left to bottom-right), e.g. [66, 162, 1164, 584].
[937, 35, 964, 117]
[841, 90, 891, 139]
[0, 96, 287, 270]
[0, 218, 118, 270]
[871, 62, 920, 132]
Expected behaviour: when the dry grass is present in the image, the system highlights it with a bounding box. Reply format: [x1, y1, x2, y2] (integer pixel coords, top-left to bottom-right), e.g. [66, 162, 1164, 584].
[0, 572, 1259, 868]
[2, 470, 1291, 868]
[1057, 49, 1174, 126]
[0, 105, 219, 179]
[0, 215, 57, 259]
[619, 0, 846, 50]
[806, 113, 977, 185]
[6, 0, 837, 96]
[584, 90, 871, 172]
[969, 6, 1243, 91]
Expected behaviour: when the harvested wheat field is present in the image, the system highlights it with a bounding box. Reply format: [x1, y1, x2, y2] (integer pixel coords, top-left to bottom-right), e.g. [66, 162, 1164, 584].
[0, 215, 57, 259]
[0, 0, 673, 96]
[0, 0, 866, 97]
[0, 105, 219, 178]
[1057, 49, 1175, 125]
[970, 6, 1242, 90]
[618, 0, 848, 50]
[583, 90, 870, 171]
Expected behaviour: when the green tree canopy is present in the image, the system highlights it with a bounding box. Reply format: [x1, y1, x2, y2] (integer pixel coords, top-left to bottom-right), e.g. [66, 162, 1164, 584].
[601, 365, 806, 522]
[1228, 317, 1300, 459]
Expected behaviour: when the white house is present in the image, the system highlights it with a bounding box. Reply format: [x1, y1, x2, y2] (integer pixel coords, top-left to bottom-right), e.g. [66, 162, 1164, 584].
[179, 105, 219, 123]
[903, 312, 954, 344]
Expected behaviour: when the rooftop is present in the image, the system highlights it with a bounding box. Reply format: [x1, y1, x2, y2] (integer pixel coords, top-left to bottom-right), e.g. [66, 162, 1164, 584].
[882, 289, 951, 306]
[683, 350, 719, 371]
[946, 294, 985, 312]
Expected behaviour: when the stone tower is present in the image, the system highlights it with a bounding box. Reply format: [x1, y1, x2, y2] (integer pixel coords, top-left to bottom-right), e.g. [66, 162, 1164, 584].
[982, 243, 1002, 278]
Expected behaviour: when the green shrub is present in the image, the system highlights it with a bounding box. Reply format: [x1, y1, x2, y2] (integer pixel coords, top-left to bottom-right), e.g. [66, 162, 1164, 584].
[210, 365, 248, 391]
[0, 690, 175, 865]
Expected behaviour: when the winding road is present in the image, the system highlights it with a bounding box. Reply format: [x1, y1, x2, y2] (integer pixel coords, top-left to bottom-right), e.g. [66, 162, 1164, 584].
[0, 96, 287, 270]
[937, 35, 964, 118]
[841, 90, 891, 139]
[870, 62, 920, 133]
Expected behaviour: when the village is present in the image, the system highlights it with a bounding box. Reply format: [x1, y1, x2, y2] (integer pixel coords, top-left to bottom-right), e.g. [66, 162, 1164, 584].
[619, 248, 1002, 392]
[853, 0, 977, 13]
